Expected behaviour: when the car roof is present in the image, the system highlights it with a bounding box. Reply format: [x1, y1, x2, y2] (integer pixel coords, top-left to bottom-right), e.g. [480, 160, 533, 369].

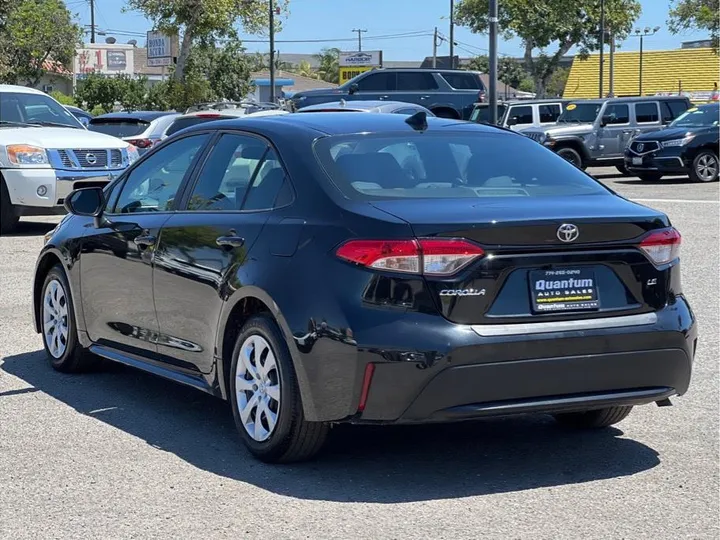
[568, 96, 689, 104]
[0, 84, 45, 95]
[503, 98, 572, 105]
[183, 111, 505, 138]
[93, 111, 176, 121]
[371, 67, 482, 74]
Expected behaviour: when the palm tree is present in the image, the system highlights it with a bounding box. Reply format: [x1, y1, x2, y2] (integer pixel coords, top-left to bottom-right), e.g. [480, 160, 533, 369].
[296, 60, 318, 79]
[314, 48, 340, 84]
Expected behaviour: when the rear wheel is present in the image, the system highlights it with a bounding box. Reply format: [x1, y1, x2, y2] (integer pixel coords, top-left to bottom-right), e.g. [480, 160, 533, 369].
[0, 177, 19, 234]
[40, 265, 96, 372]
[556, 147, 584, 169]
[689, 150, 718, 183]
[553, 406, 633, 429]
[229, 314, 328, 463]
[637, 172, 664, 182]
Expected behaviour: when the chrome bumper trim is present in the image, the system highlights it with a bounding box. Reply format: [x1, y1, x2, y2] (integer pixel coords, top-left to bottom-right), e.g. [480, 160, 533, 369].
[471, 312, 658, 337]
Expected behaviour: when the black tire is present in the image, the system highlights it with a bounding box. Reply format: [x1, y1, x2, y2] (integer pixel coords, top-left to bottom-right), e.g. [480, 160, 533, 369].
[689, 150, 719, 183]
[637, 172, 664, 182]
[229, 314, 328, 463]
[556, 147, 584, 169]
[553, 405, 633, 429]
[0, 177, 19, 235]
[615, 163, 631, 176]
[40, 265, 96, 372]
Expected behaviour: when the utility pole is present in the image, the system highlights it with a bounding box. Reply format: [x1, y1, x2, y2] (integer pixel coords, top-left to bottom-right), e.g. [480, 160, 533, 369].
[90, 0, 96, 44]
[352, 29, 367, 52]
[639, 33, 644, 96]
[449, 0, 455, 68]
[488, 0, 498, 124]
[608, 32, 615, 97]
[432, 27, 438, 68]
[599, 0, 605, 98]
[632, 27, 660, 97]
[269, 0, 275, 102]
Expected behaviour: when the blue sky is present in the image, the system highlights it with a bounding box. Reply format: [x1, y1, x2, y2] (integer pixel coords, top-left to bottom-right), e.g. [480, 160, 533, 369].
[70, 0, 708, 60]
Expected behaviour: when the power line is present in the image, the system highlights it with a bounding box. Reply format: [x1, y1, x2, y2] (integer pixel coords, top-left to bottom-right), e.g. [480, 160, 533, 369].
[352, 28, 367, 51]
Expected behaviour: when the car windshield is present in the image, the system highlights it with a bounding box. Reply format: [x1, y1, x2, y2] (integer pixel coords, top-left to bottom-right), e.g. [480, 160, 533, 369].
[557, 103, 602, 123]
[0, 92, 83, 129]
[88, 119, 151, 137]
[670, 105, 719, 128]
[470, 104, 507, 123]
[313, 131, 609, 200]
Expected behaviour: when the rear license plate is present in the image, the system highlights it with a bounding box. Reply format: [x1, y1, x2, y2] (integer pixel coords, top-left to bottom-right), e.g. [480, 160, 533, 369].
[530, 268, 600, 313]
[632, 157, 643, 165]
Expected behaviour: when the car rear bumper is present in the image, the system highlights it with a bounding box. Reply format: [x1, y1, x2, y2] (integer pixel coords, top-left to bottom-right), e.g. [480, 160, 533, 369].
[350, 297, 696, 424]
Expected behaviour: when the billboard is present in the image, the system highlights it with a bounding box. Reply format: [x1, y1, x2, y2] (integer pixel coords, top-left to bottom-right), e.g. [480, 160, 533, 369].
[74, 45, 134, 77]
[338, 50, 382, 84]
[147, 31, 177, 67]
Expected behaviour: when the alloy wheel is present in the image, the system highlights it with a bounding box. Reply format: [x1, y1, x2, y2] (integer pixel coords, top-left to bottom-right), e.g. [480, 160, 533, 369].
[235, 335, 281, 442]
[696, 154, 718, 182]
[42, 279, 69, 359]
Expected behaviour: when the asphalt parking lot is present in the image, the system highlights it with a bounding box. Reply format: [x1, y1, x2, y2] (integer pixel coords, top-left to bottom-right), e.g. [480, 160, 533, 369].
[1, 167, 718, 539]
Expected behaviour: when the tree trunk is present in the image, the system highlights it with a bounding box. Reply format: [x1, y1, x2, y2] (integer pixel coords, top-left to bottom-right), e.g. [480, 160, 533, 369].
[173, 25, 194, 81]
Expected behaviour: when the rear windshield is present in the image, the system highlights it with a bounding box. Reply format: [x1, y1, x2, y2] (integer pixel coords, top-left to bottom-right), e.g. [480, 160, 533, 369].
[313, 132, 608, 200]
[165, 115, 233, 136]
[88, 120, 149, 137]
[441, 72, 484, 90]
[557, 103, 602, 123]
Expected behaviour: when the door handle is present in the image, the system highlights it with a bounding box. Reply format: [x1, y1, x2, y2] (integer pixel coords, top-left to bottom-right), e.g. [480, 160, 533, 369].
[216, 235, 245, 248]
[134, 234, 156, 247]
[419, 95, 430, 100]
[378, 95, 389, 100]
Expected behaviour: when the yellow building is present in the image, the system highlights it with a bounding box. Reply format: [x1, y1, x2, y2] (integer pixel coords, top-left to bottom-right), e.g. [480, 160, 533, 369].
[564, 47, 719, 99]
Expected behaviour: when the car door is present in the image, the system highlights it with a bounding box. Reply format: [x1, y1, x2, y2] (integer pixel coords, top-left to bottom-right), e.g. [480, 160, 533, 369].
[152, 132, 294, 374]
[632, 101, 663, 139]
[505, 104, 534, 131]
[538, 103, 563, 126]
[394, 71, 440, 107]
[352, 71, 397, 101]
[79, 133, 210, 358]
[597, 102, 631, 158]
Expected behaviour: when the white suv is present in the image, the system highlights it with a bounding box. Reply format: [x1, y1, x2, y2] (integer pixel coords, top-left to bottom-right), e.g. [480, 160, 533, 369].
[0, 85, 139, 233]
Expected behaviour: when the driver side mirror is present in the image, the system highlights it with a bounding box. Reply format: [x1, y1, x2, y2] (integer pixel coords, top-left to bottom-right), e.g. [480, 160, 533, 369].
[507, 116, 518, 127]
[600, 114, 612, 127]
[348, 83, 359, 95]
[64, 187, 108, 227]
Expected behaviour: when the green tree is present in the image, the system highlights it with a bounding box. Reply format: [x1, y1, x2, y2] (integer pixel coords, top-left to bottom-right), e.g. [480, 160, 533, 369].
[126, 0, 286, 82]
[74, 73, 123, 113]
[668, 0, 719, 51]
[188, 39, 254, 101]
[456, 0, 641, 97]
[115, 74, 150, 111]
[546, 66, 569, 96]
[315, 47, 339, 84]
[466, 55, 530, 88]
[50, 90, 74, 105]
[0, 0, 81, 86]
[294, 59, 318, 79]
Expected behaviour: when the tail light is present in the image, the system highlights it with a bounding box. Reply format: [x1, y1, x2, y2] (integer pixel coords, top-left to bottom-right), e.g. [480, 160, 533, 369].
[126, 138, 155, 149]
[478, 90, 486, 103]
[639, 227, 681, 265]
[195, 113, 221, 118]
[335, 238, 485, 276]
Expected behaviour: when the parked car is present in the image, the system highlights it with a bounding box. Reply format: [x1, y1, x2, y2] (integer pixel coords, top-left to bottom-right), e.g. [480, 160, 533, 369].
[0, 85, 139, 234]
[34, 111, 695, 463]
[289, 68, 486, 119]
[165, 107, 288, 138]
[64, 105, 93, 127]
[297, 99, 435, 116]
[87, 111, 181, 154]
[624, 102, 719, 182]
[471, 99, 571, 131]
[521, 96, 692, 172]
[469, 102, 508, 124]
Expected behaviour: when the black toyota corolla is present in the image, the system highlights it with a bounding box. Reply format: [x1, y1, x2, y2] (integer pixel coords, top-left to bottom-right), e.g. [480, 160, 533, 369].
[33, 112, 696, 463]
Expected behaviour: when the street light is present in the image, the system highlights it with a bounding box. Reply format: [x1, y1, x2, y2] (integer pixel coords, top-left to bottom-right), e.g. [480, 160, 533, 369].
[631, 26, 660, 96]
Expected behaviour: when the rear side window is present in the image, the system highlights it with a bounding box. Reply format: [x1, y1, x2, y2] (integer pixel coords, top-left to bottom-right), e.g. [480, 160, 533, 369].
[441, 72, 484, 90]
[539, 104, 562, 123]
[507, 105, 533, 125]
[88, 120, 149, 137]
[635, 102, 660, 123]
[665, 100, 690, 119]
[313, 132, 608, 200]
[604, 104, 629, 124]
[396, 72, 439, 91]
[357, 72, 396, 91]
[165, 115, 232, 137]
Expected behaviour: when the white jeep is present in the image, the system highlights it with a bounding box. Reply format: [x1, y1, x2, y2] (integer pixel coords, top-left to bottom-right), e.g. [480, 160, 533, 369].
[0, 85, 139, 233]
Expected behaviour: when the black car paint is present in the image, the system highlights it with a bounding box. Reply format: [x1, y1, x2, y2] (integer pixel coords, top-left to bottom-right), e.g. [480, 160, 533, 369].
[34, 113, 696, 425]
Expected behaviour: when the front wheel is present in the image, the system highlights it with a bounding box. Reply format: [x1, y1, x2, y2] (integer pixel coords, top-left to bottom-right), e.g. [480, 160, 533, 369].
[553, 406, 633, 429]
[229, 314, 329, 463]
[690, 150, 718, 182]
[616, 163, 632, 176]
[556, 147, 584, 169]
[40, 265, 96, 372]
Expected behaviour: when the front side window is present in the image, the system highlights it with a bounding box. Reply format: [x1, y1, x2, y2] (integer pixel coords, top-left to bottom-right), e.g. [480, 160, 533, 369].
[635, 102, 660, 123]
[539, 104, 562, 123]
[507, 105, 533, 125]
[357, 72, 396, 91]
[112, 134, 208, 213]
[0, 92, 83, 129]
[603, 104, 629, 125]
[314, 132, 608, 200]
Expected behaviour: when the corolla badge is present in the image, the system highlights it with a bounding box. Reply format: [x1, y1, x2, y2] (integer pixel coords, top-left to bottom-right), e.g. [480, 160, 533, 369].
[557, 223, 580, 243]
[439, 288, 486, 297]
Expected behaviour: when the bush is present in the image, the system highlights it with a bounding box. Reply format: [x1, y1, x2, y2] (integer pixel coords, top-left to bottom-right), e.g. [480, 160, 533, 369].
[50, 90, 74, 105]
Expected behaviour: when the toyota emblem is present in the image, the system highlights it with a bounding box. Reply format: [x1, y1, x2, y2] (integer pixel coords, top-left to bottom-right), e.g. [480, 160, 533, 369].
[637, 143, 644, 152]
[85, 153, 97, 165]
[557, 223, 580, 243]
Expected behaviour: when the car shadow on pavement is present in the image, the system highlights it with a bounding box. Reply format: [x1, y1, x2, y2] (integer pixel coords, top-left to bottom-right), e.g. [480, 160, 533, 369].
[1, 220, 58, 238]
[2, 350, 661, 503]
[613, 177, 691, 185]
